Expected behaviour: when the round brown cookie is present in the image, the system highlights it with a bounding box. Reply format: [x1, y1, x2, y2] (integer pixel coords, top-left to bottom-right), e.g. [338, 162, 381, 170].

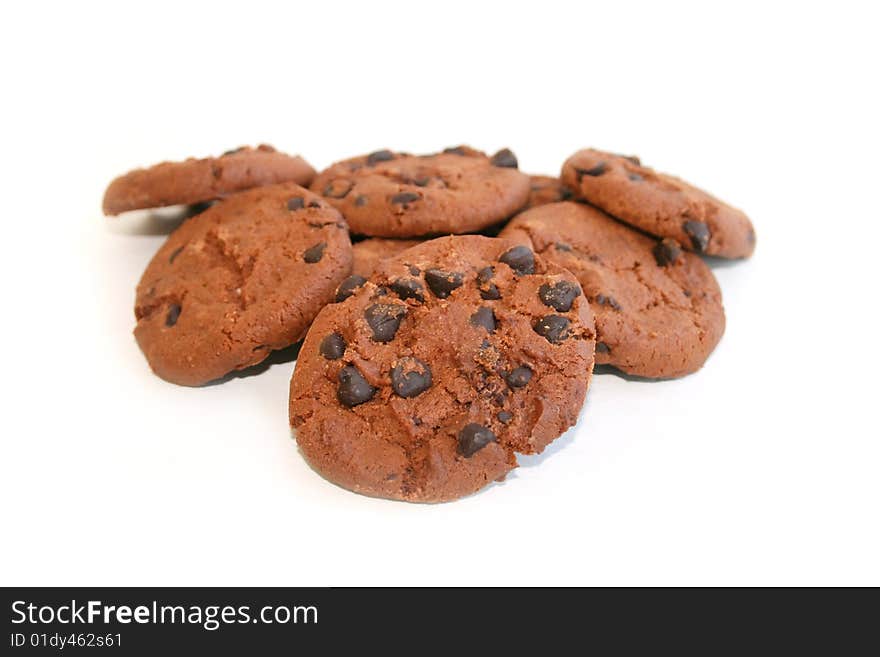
[500, 202, 725, 379]
[135, 183, 352, 386]
[289, 235, 596, 503]
[561, 149, 756, 258]
[526, 175, 574, 208]
[351, 238, 423, 278]
[309, 147, 531, 237]
[103, 145, 316, 215]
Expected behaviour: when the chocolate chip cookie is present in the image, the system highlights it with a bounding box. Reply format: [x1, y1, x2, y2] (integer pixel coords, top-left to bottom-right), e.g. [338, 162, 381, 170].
[526, 175, 574, 208]
[289, 235, 596, 502]
[309, 148, 531, 237]
[351, 238, 423, 278]
[135, 183, 351, 385]
[561, 149, 755, 258]
[103, 145, 316, 215]
[500, 202, 725, 378]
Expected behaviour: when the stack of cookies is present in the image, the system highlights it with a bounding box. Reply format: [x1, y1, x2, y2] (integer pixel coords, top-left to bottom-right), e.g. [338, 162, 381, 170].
[104, 143, 754, 502]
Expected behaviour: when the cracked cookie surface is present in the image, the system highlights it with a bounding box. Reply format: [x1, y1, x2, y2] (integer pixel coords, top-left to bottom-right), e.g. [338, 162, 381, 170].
[135, 183, 352, 386]
[561, 148, 755, 258]
[501, 202, 724, 378]
[289, 235, 596, 502]
[309, 148, 531, 237]
[103, 145, 316, 215]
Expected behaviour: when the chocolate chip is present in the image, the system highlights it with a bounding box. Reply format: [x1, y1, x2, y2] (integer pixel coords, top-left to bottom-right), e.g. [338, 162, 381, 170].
[470, 306, 496, 332]
[653, 238, 682, 266]
[538, 280, 581, 312]
[477, 266, 501, 300]
[425, 269, 464, 298]
[506, 366, 532, 389]
[287, 197, 305, 211]
[308, 200, 323, 208]
[166, 304, 181, 327]
[595, 294, 622, 311]
[168, 246, 184, 264]
[323, 180, 353, 199]
[337, 365, 376, 408]
[364, 303, 407, 342]
[391, 357, 433, 398]
[555, 242, 573, 252]
[576, 162, 606, 178]
[499, 245, 535, 276]
[390, 278, 425, 302]
[303, 242, 326, 263]
[628, 172, 644, 182]
[596, 342, 611, 354]
[335, 275, 367, 302]
[490, 148, 518, 169]
[221, 147, 245, 156]
[320, 333, 346, 360]
[354, 195, 369, 207]
[683, 220, 711, 252]
[391, 192, 421, 205]
[443, 146, 468, 155]
[408, 266, 421, 276]
[498, 411, 513, 424]
[533, 315, 570, 343]
[457, 423, 496, 457]
[366, 149, 394, 165]
[413, 176, 431, 187]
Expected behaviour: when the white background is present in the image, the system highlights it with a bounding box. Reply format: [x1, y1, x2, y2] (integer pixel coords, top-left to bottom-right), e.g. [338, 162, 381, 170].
[1, 1, 878, 586]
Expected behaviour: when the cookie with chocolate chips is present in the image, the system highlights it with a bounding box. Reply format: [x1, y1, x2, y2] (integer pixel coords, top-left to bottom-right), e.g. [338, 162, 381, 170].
[309, 147, 531, 237]
[289, 235, 596, 502]
[525, 175, 574, 208]
[560, 149, 755, 258]
[103, 145, 316, 215]
[500, 202, 725, 378]
[351, 238, 424, 278]
[135, 183, 352, 386]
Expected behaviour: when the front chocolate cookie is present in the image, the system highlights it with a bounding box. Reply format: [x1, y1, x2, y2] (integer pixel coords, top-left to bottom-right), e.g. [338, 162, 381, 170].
[103, 144, 316, 215]
[289, 235, 596, 502]
[135, 183, 352, 385]
[309, 148, 531, 237]
[561, 149, 756, 258]
[501, 202, 725, 378]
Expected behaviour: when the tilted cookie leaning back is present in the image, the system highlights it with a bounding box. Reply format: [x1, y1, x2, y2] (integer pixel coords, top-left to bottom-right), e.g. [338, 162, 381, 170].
[135, 183, 352, 386]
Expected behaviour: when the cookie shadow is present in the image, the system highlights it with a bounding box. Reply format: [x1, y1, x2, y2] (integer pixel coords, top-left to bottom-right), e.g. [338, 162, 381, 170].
[202, 341, 302, 386]
[702, 254, 751, 270]
[103, 204, 211, 236]
[592, 363, 664, 383]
